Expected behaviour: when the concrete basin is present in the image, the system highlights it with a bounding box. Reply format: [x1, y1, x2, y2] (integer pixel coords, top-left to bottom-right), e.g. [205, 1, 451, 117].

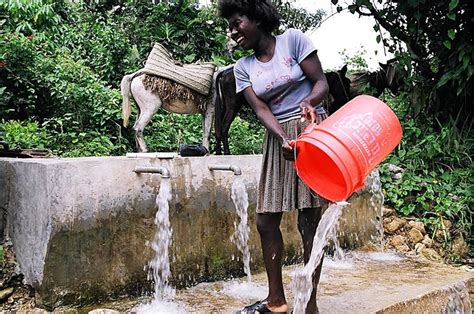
[0, 155, 382, 308]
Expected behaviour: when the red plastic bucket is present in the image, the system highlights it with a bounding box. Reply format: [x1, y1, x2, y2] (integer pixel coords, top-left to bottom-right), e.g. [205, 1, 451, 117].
[294, 95, 402, 202]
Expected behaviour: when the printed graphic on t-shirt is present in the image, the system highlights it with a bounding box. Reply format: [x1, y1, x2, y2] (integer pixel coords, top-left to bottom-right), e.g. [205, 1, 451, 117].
[282, 56, 293, 67]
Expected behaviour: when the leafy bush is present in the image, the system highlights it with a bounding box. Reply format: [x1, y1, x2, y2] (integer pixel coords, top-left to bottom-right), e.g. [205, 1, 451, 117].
[228, 117, 264, 155]
[379, 94, 473, 258]
[1, 32, 129, 155]
[0, 120, 49, 150]
[142, 111, 204, 152]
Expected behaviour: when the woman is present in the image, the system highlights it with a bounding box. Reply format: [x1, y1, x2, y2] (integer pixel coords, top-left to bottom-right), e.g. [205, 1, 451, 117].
[217, 1, 329, 313]
[218, 0, 328, 313]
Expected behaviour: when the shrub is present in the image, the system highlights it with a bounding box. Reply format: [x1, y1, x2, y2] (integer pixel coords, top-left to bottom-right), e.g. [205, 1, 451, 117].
[379, 94, 473, 260]
[0, 120, 48, 150]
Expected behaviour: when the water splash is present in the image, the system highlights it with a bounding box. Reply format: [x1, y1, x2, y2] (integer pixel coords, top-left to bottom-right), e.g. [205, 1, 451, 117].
[291, 202, 348, 314]
[367, 169, 385, 251]
[133, 299, 186, 314]
[221, 280, 268, 300]
[230, 176, 251, 282]
[148, 178, 174, 300]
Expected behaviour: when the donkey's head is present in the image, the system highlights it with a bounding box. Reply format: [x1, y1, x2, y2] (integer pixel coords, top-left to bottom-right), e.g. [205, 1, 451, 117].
[325, 65, 351, 114]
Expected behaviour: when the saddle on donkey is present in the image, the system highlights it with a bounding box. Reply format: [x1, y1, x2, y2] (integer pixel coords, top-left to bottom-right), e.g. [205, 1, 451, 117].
[140, 43, 216, 112]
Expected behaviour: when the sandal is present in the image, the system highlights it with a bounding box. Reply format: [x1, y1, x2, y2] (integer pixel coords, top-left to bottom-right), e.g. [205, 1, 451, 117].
[235, 300, 287, 314]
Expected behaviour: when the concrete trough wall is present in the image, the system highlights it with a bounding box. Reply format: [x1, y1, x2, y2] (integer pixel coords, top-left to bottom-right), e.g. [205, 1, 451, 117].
[0, 155, 381, 308]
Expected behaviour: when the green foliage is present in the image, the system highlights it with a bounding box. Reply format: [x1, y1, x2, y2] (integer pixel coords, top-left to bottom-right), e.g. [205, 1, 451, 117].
[143, 111, 203, 152]
[0, 31, 127, 155]
[228, 117, 264, 155]
[332, 0, 473, 121]
[0, 245, 4, 265]
[0, 120, 48, 150]
[41, 115, 117, 156]
[0, 0, 67, 36]
[275, 1, 325, 32]
[115, 0, 230, 65]
[339, 47, 369, 73]
[379, 94, 473, 255]
[58, 14, 136, 87]
[0, 119, 118, 156]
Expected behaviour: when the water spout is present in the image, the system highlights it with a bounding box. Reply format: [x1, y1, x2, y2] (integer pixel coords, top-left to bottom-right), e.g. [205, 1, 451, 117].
[133, 166, 171, 178]
[208, 164, 242, 175]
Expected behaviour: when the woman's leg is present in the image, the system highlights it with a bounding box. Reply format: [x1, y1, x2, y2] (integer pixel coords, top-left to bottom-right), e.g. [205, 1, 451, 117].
[298, 207, 323, 314]
[256, 212, 288, 311]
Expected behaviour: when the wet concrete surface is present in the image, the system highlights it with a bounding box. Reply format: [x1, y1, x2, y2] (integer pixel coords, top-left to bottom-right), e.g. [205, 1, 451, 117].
[57, 251, 472, 313]
[125, 251, 473, 313]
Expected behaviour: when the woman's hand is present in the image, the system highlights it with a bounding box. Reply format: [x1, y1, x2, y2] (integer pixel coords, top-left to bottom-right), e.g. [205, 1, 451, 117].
[300, 100, 321, 124]
[282, 139, 296, 161]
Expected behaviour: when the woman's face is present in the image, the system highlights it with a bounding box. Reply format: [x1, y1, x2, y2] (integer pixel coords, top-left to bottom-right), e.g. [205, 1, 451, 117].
[227, 13, 261, 50]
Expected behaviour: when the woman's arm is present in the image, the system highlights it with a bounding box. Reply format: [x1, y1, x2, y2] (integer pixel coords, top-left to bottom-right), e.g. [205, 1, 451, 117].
[242, 87, 289, 144]
[242, 87, 295, 160]
[299, 51, 329, 123]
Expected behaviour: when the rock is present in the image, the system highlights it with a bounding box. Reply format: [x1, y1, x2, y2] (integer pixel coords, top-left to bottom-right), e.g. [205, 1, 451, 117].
[421, 235, 433, 248]
[452, 234, 468, 258]
[414, 243, 425, 254]
[392, 173, 403, 180]
[0, 287, 14, 302]
[395, 244, 410, 252]
[390, 235, 406, 247]
[408, 228, 424, 244]
[421, 248, 442, 262]
[382, 207, 395, 217]
[385, 217, 406, 234]
[387, 163, 404, 173]
[408, 221, 426, 234]
[435, 230, 446, 242]
[442, 219, 452, 231]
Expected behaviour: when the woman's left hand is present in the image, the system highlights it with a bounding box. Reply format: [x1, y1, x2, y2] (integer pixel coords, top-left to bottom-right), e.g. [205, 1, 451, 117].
[300, 100, 320, 124]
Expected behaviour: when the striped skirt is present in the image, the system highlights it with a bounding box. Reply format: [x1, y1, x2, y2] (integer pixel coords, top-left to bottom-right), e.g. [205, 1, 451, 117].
[256, 117, 329, 213]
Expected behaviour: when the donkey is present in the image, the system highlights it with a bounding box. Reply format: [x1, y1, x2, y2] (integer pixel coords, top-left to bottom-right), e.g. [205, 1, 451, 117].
[120, 71, 216, 152]
[349, 59, 402, 98]
[214, 65, 352, 155]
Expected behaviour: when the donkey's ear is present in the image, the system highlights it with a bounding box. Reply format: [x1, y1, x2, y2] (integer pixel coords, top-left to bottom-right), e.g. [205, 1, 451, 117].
[340, 64, 348, 76]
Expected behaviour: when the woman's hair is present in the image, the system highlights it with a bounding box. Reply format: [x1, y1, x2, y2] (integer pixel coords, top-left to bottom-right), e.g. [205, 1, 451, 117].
[217, 0, 281, 33]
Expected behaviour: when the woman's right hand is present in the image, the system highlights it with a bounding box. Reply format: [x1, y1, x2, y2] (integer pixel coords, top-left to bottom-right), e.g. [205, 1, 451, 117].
[282, 139, 296, 161]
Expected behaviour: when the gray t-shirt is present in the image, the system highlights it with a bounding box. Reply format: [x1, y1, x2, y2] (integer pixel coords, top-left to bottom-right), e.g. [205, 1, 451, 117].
[234, 28, 322, 122]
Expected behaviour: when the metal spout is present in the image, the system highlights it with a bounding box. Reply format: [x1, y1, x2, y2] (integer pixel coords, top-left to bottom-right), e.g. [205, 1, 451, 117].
[208, 164, 242, 176]
[133, 166, 171, 178]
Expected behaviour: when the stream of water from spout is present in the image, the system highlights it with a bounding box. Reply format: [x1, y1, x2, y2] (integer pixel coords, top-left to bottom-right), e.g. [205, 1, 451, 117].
[134, 178, 186, 313]
[291, 201, 349, 314]
[230, 176, 252, 282]
[148, 178, 174, 300]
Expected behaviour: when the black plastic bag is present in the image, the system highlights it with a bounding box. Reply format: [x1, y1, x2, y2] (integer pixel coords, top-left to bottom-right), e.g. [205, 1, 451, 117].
[179, 144, 209, 157]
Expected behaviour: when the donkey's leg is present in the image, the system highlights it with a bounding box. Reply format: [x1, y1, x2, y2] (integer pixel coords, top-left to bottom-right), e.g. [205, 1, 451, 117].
[213, 74, 224, 155]
[213, 91, 223, 155]
[221, 108, 240, 155]
[202, 100, 215, 152]
[131, 76, 162, 152]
